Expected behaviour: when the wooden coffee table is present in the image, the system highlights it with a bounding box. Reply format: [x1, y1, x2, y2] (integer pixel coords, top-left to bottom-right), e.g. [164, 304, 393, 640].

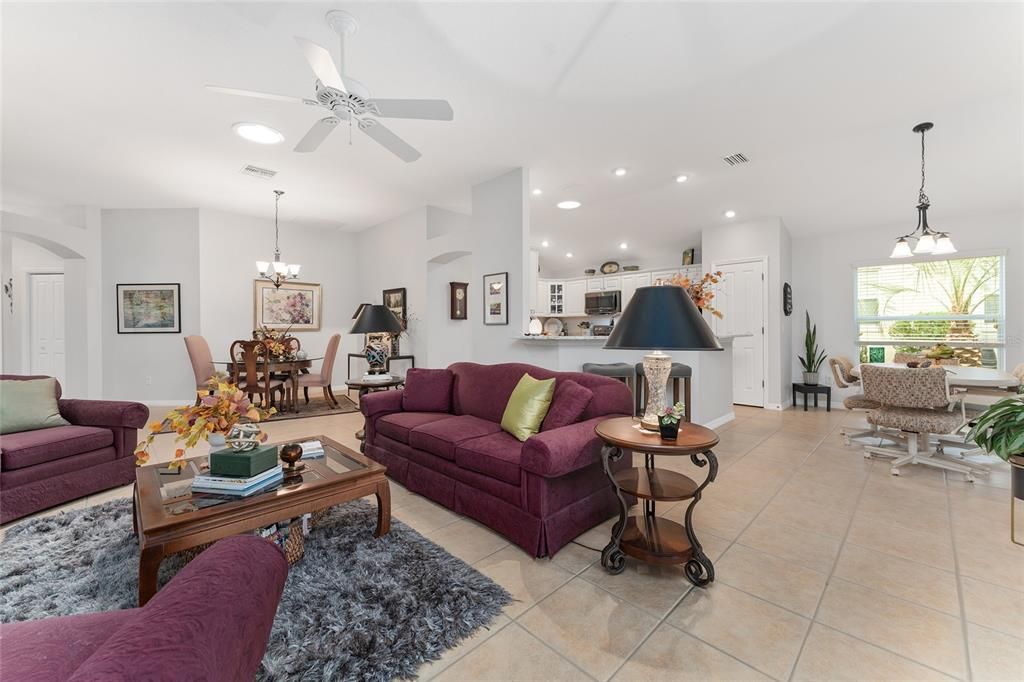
[132, 434, 389, 606]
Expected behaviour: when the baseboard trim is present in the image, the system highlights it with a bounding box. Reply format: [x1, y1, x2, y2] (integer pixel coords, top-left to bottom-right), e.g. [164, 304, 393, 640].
[142, 399, 194, 407]
[702, 412, 736, 430]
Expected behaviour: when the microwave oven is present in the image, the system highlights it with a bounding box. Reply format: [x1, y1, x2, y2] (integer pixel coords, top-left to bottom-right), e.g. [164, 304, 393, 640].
[585, 290, 621, 315]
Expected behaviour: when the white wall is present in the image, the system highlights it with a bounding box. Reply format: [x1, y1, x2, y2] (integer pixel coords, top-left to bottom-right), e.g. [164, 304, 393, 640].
[702, 217, 792, 409]
[101, 209, 201, 401]
[792, 209, 1024, 398]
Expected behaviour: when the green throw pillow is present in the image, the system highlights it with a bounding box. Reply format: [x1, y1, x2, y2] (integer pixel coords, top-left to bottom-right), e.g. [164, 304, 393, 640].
[0, 378, 69, 435]
[501, 374, 556, 442]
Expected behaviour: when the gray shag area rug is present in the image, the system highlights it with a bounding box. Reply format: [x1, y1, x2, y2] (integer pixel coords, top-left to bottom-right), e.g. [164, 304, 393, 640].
[0, 498, 510, 681]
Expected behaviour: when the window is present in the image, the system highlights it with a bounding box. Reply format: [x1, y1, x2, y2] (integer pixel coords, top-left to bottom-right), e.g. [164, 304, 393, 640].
[855, 255, 1005, 367]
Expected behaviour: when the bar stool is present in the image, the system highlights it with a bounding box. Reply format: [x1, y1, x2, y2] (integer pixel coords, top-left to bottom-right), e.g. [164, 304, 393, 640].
[582, 363, 637, 414]
[635, 362, 692, 422]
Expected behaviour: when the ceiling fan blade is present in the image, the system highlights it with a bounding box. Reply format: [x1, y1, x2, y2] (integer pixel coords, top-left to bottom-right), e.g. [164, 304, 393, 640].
[294, 117, 339, 153]
[205, 85, 311, 104]
[294, 37, 346, 92]
[359, 120, 421, 162]
[369, 99, 454, 121]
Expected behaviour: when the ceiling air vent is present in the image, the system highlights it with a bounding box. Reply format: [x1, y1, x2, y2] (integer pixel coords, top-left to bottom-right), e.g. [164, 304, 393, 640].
[722, 153, 749, 167]
[240, 164, 278, 179]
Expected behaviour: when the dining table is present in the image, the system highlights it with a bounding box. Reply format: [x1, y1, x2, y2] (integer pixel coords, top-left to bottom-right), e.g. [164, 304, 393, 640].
[851, 363, 1021, 389]
[214, 357, 321, 413]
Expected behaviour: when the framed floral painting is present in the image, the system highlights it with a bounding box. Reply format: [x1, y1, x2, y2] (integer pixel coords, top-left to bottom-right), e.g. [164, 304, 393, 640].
[254, 280, 322, 331]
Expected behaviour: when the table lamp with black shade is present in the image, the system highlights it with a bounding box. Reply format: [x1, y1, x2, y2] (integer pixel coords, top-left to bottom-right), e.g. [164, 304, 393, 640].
[604, 285, 722, 431]
[350, 304, 403, 379]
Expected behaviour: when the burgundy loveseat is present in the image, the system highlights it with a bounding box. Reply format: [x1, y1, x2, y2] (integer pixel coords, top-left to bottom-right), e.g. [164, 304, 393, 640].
[0, 375, 148, 524]
[361, 362, 634, 556]
[0, 535, 287, 680]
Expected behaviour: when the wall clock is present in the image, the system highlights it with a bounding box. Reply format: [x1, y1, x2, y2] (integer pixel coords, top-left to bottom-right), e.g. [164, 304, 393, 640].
[783, 282, 793, 316]
[449, 282, 468, 320]
[600, 261, 620, 275]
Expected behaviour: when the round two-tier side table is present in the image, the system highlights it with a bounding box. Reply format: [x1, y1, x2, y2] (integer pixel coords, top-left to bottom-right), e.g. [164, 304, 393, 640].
[595, 416, 720, 586]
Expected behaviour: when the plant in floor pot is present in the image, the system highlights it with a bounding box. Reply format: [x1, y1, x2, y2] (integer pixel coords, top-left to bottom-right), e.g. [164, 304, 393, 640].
[798, 310, 827, 385]
[967, 395, 1024, 491]
[659, 402, 685, 440]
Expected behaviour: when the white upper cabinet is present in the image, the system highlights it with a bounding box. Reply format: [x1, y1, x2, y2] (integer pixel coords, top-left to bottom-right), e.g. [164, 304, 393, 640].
[620, 271, 653, 308]
[564, 279, 587, 315]
[536, 279, 551, 315]
[586, 278, 604, 292]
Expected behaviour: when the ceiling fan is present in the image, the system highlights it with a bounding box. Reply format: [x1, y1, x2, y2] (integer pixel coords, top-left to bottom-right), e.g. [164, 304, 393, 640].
[207, 9, 453, 162]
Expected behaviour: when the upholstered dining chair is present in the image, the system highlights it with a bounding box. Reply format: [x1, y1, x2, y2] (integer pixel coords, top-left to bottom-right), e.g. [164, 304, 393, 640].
[829, 357, 882, 444]
[892, 351, 924, 364]
[184, 335, 216, 405]
[229, 340, 288, 409]
[860, 365, 984, 481]
[299, 333, 341, 407]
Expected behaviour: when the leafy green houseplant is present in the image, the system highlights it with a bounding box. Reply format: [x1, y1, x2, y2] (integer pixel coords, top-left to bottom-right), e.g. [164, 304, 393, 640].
[659, 402, 685, 440]
[966, 398, 1024, 462]
[798, 311, 827, 385]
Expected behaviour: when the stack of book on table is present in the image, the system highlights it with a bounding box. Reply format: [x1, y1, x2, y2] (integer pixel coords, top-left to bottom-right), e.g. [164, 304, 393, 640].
[191, 465, 284, 497]
[300, 440, 325, 459]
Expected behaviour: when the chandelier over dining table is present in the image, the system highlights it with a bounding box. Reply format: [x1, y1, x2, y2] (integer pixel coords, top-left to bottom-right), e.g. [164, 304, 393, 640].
[256, 189, 302, 287]
[890, 122, 956, 259]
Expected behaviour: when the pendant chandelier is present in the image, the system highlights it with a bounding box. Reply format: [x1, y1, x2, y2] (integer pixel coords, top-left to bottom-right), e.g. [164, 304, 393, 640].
[890, 122, 956, 258]
[256, 190, 301, 287]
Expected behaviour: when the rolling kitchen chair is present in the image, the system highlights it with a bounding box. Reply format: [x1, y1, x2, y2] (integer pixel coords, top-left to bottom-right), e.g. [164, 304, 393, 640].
[828, 357, 882, 444]
[860, 365, 987, 482]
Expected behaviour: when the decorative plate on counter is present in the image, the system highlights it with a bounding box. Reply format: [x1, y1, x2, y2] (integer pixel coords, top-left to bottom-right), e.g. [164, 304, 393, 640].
[543, 318, 564, 335]
[600, 261, 620, 274]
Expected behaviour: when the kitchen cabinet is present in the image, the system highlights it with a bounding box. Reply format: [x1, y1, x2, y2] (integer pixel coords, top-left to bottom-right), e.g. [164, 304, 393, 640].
[603, 275, 622, 291]
[548, 281, 564, 314]
[620, 271, 652, 307]
[536, 279, 551, 315]
[565, 279, 587, 315]
[586, 278, 604, 292]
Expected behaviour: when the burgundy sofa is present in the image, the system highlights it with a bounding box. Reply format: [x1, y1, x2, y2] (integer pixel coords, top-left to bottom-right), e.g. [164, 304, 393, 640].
[0, 535, 287, 681]
[361, 362, 634, 557]
[0, 375, 149, 524]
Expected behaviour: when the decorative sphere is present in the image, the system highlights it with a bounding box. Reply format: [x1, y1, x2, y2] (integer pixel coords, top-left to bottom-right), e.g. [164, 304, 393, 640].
[279, 443, 303, 470]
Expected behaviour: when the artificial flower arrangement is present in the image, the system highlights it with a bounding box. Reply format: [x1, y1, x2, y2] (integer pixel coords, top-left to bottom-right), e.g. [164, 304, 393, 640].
[252, 325, 294, 360]
[134, 375, 276, 469]
[668, 271, 724, 319]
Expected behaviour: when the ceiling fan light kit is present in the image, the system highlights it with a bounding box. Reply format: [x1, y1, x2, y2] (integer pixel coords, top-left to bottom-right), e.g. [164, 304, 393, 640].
[208, 9, 453, 163]
[890, 121, 956, 259]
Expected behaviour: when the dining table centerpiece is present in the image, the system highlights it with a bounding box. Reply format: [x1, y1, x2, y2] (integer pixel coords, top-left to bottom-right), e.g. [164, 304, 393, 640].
[134, 375, 276, 469]
[252, 325, 295, 361]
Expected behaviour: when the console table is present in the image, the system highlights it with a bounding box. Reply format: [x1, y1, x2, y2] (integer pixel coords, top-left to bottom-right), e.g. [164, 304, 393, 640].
[595, 417, 719, 586]
[347, 353, 416, 381]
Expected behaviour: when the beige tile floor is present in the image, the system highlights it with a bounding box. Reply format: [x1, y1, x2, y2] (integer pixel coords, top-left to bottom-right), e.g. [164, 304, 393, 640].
[3, 404, 1023, 681]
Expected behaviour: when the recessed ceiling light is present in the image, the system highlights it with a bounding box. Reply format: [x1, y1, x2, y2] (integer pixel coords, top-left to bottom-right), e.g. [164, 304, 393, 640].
[557, 200, 581, 210]
[613, 167, 627, 177]
[233, 122, 284, 145]
[532, 188, 543, 196]
[619, 242, 628, 250]
[675, 174, 689, 183]
[541, 240, 549, 247]
[724, 210, 736, 219]
[565, 252, 574, 258]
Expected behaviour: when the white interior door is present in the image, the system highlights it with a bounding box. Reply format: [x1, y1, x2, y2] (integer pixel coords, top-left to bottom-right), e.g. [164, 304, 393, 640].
[29, 273, 66, 388]
[712, 259, 765, 407]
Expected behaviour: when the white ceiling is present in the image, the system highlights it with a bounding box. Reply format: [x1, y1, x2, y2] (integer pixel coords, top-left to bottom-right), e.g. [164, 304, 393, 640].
[3, 2, 1021, 276]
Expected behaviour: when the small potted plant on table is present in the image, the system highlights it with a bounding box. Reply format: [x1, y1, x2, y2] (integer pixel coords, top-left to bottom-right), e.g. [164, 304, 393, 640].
[798, 311, 827, 385]
[659, 402, 685, 441]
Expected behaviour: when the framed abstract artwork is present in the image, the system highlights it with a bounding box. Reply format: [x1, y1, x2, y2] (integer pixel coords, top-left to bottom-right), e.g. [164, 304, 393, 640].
[383, 287, 407, 329]
[483, 272, 508, 325]
[116, 283, 181, 334]
[254, 280, 322, 331]
[450, 282, 468, 320]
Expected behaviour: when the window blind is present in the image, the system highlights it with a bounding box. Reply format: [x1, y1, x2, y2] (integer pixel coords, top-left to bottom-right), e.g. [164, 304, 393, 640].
[855, 255, 1004, 348]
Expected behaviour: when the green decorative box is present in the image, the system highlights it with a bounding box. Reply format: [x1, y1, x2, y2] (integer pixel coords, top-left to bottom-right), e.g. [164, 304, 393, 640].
[210, 445, 278, 478]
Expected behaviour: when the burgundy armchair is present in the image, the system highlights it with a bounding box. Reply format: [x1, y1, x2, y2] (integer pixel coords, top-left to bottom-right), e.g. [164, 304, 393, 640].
[0, 536, 287, 680]
[0, 375, 148, 524]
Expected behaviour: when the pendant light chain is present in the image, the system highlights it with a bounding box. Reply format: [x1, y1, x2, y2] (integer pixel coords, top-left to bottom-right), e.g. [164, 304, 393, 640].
[918, 127, 930, 207]
[274, 189, 283, 262]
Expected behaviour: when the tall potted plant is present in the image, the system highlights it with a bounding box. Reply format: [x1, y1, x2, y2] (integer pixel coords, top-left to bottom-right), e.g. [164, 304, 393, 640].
[967, 397, 1024, 542]
[798, 311, 827, 385]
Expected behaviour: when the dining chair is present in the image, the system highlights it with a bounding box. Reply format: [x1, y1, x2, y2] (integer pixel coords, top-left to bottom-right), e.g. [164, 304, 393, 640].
[184, 335, 216, 405]
[829, 357, 882, 444]
[229, 340, 288, 409]
[892, 351, 924, 364]
[298, 334, 342, 407]
[860, 365, 985, 481]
